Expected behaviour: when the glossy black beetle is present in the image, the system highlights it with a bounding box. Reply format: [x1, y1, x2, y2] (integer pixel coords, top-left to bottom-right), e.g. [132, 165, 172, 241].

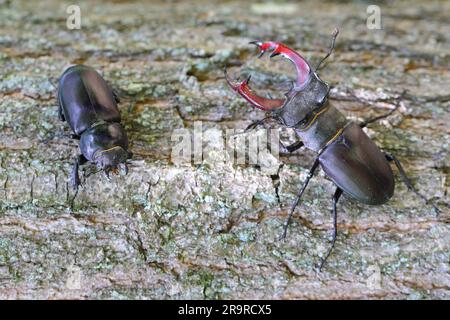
[225, 29, 439, 270]
[57, 65, 132, 190]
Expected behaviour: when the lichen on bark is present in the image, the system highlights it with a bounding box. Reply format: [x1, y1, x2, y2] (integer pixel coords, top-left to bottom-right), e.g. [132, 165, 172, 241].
[0, 0, 449, 299]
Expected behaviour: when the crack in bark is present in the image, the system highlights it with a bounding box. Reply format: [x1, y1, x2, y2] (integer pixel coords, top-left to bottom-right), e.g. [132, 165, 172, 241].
[237, 208, 449, 235]
[53, 171, 58, 194]
[2, 176, 8, 201]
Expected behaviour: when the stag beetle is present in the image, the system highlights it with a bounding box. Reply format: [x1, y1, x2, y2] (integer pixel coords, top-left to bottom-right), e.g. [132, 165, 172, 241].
[225, 29, 439, 270]
[57, 65, 132, 190]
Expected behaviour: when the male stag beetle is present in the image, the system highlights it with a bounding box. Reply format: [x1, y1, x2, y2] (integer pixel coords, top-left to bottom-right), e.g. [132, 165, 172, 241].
[57, 65, 132, 190]
[225, 29, 439, 271]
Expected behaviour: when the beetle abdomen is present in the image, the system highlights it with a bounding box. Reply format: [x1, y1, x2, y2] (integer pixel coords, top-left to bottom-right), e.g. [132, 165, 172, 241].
[319, 123, 394, 205]
[58, 65, 120, 135]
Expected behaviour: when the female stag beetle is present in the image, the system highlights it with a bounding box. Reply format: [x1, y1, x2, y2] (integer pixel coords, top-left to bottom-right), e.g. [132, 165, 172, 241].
[225, 29, 440, 271]
[57, 65, 132, 190]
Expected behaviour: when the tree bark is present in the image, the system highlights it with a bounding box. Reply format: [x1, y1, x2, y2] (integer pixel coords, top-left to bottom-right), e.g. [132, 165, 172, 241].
[0, 0, 448, 299]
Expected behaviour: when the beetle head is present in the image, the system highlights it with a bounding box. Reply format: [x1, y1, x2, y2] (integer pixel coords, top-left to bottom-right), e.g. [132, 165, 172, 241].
[80, 122, 132, 180]
[93, 146, 130, 179]
[273, 72, 330, 128]
[225, 35, 336, 129]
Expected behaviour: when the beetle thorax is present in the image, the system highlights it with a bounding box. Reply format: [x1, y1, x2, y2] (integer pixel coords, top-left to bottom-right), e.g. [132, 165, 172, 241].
[79, 122, 129, 161]
[276, 72, 330, 127]
[294, 103, 348, 152]
[274, 72, 348, 152]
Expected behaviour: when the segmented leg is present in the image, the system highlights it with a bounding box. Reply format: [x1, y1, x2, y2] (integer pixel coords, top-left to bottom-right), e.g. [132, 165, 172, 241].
[244, 116, 273, 133]
[112, 90, 121, 104]
[318, 187, 343, 272]
[360, 90, 406, 128]
[71, 154, 87, 190]
[360, 105, 399, 128]
[105, 80, 121, 104]
[70, 134, 80, 140]
[385, 152, 440, 214]
[58, 103, 65, 122]
[53, 77, 65, 121]
[280, 158, 320, 240]
[280, 140, 304, 153]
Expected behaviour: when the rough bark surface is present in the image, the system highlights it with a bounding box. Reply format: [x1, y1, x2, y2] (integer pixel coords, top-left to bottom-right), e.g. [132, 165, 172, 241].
[0, 0, 449, 299]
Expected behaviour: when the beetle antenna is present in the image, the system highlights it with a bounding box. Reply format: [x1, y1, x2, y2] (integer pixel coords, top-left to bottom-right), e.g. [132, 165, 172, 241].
[315, 28, 339, 72]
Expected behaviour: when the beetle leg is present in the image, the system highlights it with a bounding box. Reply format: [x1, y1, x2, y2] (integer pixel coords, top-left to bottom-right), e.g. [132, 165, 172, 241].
[105, 80, 121, 104]
[58, 103, 66, 122]
[318, 187, 343, 272]
[48, 76, 59, 89]
[112, 90, 121, 104]
[71, 154, 87, 190]
[225, 69, 285, 111]
[385, 152, 440, 215]
[249, 41, 311, 88]
[55, 77, 65, 121]
[70, 133, 80, 140]
[280, 140, 304, 154]
[118, 163, 128, 176]
[243, 116, 273, 133]
[360, 104, 399, 128]
[279, 157, 320, 240]
[360, 90, 406, 128]
[104, 168, 112, 181]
